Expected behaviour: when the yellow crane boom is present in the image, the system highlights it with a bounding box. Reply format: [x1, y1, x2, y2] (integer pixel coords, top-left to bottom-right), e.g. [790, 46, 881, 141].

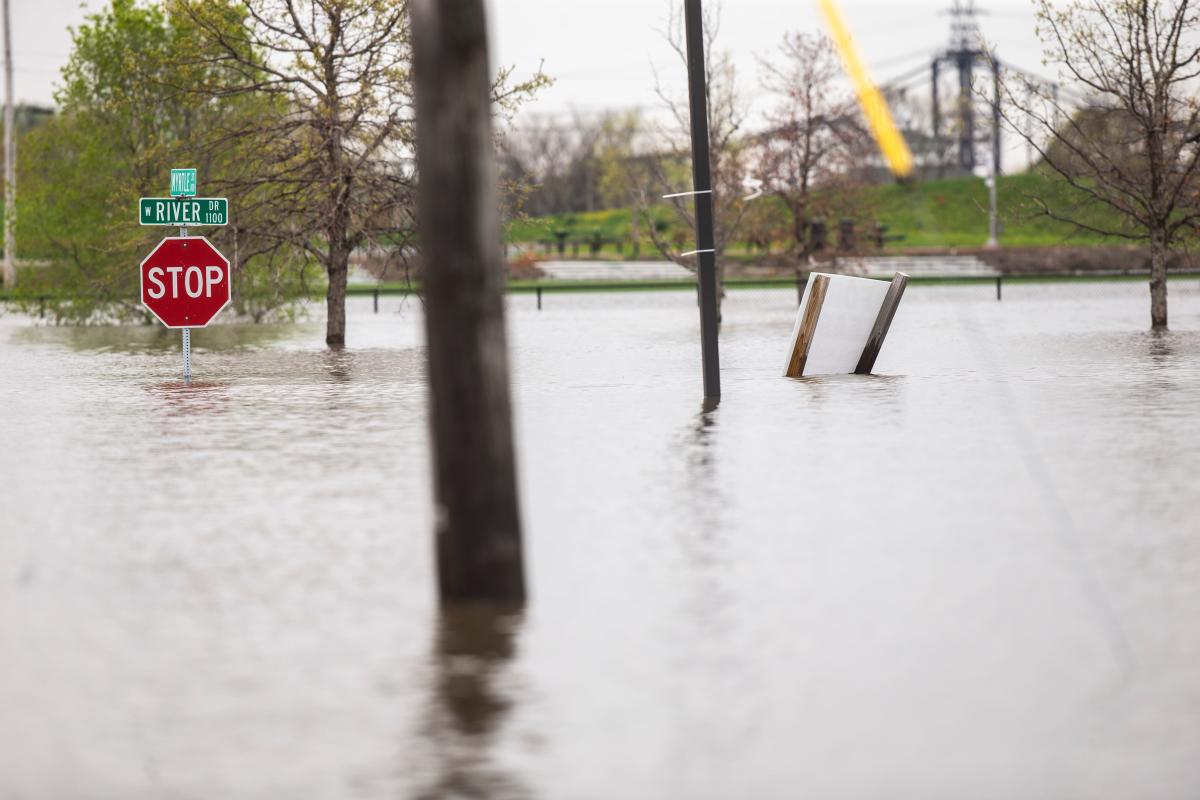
[817, 0, 914, 180]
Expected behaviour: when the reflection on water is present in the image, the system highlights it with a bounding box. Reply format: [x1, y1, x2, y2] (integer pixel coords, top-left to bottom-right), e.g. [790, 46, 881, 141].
[689, 398, 719, 474]
[1147, 329, 1175, 360]
[2, 288, 1200, 799]
[322, 349, 357, 384]
[147, 381, 233, 417]
[1134, 331, 1182, 414]
[13, 317, 303, 354]
[415, 607, 528, 800]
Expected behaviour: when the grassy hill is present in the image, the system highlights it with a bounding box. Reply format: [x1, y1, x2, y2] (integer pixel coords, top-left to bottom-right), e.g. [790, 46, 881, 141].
[506, 172, 1133, 254]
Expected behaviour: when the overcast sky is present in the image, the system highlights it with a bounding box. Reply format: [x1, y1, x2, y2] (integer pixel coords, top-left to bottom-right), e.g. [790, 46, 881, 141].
[14, 0, 1045, 109]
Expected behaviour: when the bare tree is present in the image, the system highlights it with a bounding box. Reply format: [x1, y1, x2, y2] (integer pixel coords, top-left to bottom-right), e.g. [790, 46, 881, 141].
[173, 0, 545, 347]
[498, 113, 608, 217]
[170, 0, 415, 347]
[594, 111, 653, 256]
[497, 118, 573, 216]
[496, 110, 650, 221]
[756, 31, 869, 296]
[1001, 0, 1200, 329]
[640, 1, 751, 319]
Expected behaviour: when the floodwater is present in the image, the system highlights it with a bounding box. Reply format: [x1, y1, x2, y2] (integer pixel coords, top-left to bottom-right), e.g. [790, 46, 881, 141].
[2, 282, 1199, 799]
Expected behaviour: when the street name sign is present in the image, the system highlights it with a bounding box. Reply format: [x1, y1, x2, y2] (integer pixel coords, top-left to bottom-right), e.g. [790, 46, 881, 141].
[140, 236, 231, 328]
[170, 168, 197, 197]
[139, 197, 228, 226]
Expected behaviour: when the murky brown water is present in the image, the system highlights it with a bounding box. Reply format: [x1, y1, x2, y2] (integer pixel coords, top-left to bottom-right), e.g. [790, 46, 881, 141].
[2, 283, 1200, 799]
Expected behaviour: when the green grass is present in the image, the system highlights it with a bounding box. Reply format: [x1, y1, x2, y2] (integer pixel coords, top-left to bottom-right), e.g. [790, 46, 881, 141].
[506, 173, 1134, 252]
[506, 208, 635, 243]
[872, 172, 1126, 248]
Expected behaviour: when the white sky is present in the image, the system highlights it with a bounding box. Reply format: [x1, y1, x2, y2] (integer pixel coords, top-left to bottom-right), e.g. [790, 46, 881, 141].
[12, 0, 1045, 107]
[9, 0, 1048, 167]
[493, 1, 1046, 117]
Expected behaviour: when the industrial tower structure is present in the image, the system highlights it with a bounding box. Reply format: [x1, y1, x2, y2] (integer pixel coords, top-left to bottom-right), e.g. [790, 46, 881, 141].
[930, 0, 1001, 176]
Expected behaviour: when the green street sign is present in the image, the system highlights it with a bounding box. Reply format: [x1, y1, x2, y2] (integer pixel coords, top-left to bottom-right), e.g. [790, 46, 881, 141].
[139, 197, 228, 226]
[170, 168, 197, 197]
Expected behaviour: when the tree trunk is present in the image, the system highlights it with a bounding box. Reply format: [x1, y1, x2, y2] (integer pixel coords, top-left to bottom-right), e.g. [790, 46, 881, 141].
[325, 245, 349, 348]
[1149, 226, 1168, 330]
[793, 211, 810, 305]
[629, 203, 640, 259]
[412, 0, 525, 606]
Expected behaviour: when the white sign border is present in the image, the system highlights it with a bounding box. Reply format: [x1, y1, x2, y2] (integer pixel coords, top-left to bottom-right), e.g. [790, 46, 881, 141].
[138, 197, 230, 227]
[139, 235, 233, 330]
[169, 167, 198, 197]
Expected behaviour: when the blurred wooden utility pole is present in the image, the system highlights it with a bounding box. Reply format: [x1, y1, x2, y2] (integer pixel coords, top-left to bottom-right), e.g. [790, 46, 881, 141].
[683, 0, 721, 400]
[411, 0, 526, 606]
[2, 0, 14, 289]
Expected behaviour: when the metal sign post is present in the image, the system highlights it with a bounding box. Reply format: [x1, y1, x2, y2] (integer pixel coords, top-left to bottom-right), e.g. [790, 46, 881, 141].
[178, 170, 192, 384]
[683, 0, 721, 400]
[136, 169, 231, 384]
[180, 222, 190, 384]
[182, 327, 191, 383]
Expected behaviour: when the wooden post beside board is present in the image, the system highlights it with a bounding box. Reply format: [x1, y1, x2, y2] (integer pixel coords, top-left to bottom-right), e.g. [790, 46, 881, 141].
[855, 272, 908, 375]
[784, 274, 830, 378]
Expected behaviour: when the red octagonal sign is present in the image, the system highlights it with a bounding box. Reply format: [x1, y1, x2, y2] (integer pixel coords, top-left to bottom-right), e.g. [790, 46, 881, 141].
[140, 236, 231, 328]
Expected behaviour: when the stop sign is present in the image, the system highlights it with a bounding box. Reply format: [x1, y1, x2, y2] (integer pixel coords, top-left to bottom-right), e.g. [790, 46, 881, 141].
[140, 236, 231, 328]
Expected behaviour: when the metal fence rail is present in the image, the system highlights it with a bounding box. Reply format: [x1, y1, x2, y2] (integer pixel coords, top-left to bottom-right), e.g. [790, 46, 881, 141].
[8, 272, 1200, 312]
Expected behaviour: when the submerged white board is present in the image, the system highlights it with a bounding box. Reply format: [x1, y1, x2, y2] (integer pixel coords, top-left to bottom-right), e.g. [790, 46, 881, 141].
[783, 273, 892, 376]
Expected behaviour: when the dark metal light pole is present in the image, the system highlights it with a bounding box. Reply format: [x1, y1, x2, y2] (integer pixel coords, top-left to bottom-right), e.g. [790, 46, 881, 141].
[683, 0, 721, 400]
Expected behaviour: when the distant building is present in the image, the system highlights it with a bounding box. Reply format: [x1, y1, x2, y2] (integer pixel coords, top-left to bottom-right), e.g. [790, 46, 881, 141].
[11, 104, 54, 136]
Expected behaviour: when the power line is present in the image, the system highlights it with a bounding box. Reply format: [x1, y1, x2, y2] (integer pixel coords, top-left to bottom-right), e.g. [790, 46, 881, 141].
[869, 48, 937, 72]
[1001, 62, 1089, 104]
[880, 60, 934, 89]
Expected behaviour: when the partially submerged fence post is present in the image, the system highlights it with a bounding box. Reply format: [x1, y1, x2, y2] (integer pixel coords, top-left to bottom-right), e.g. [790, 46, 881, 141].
[411, 0, 525, 606]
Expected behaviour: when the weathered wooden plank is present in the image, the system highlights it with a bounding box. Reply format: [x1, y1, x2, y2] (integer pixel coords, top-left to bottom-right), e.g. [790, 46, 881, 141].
[785, 274, 830, 378]
[854, 271, 909, 375]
